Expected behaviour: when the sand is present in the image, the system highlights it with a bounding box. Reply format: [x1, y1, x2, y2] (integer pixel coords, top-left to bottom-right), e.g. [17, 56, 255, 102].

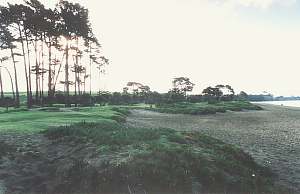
[127, 104, 300, 193]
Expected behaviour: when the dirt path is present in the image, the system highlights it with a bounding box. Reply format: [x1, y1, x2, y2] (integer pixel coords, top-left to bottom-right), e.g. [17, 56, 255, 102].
[127, 105, 300, 193]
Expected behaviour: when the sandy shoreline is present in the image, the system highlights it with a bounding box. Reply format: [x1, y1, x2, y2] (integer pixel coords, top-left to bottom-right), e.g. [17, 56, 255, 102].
[127, 104, 300, 193]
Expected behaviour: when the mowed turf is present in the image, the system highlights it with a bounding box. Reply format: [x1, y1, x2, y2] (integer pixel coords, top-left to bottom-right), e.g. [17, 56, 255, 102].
[0, 106, 127, 133]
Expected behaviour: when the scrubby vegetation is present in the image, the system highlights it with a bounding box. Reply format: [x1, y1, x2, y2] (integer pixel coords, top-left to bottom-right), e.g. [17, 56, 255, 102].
[43, 121, 275, 194]
[148, 101, 262, 115]
[0, 141, 15, 158]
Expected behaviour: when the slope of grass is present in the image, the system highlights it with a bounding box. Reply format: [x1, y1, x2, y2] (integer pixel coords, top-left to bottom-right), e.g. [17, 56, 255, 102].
[43, 122, 276, 194]
[149, 101, 262, 115]
[0, 106, 129, 133]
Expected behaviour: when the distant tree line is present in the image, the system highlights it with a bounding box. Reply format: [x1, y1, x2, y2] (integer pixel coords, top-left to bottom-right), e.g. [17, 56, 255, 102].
[0, 0, 108, 108]
[91, 78, 251, 106]
[103, 78, 279, 105]
[0, 70, 257, 107]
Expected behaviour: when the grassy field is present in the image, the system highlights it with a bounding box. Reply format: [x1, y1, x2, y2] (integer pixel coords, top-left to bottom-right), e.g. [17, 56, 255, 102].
[149, 101, 262, 115]
[0, 106, 129, 133]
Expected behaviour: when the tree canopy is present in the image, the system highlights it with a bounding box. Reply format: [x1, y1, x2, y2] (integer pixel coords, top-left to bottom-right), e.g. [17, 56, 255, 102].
[0, 0, 107, 107]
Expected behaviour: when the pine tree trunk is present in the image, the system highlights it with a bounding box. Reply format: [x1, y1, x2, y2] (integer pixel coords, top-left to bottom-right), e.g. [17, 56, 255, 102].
[74, 38, 79, 107]
[0, 68, 4, 100]
[74, 66, 77, 107]
[65, 41, 70, 107]
[78, 55, 81, 95]
[52, 54, 65, 97]
[34, 38, 39, 104]
[39, 75, 42, 100]
[18, 24, 30, 108]
[25, 32, 33, 107]
[6, 68, 15, 101]
[89, 43, 92, 96]
[84, 69, 86, 94]
[38, 49, 42, 103]
[10, 47, 20, 108]
[2, 67, 15, 101]
[48, 38, 52, 100]
[41, 34, 45, 106]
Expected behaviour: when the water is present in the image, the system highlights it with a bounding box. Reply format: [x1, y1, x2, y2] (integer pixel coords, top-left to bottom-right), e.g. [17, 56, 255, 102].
[254, 100, 300, 108]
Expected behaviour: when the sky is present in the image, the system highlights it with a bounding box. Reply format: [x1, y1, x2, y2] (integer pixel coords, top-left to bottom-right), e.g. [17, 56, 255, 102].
[1, 0, 300, 96]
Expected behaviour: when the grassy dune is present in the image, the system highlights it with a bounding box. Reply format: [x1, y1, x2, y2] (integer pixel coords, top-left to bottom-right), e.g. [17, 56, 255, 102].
[43, 122, 276, 194]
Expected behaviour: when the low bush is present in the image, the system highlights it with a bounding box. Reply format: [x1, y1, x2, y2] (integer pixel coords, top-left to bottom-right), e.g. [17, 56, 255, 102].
[151, 101, 262, 115]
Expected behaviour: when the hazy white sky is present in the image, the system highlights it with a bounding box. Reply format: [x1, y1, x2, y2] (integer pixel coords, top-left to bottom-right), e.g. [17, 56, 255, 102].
[1, 0, 300, 96]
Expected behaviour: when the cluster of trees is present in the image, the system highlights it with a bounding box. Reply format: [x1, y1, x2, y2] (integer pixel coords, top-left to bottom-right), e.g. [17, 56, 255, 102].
[0, 0, 108, 108]
[123, 82, 150, 96]
[93, 78, 247, 106]
[167, 78, 236, 103]
[202, 84, 235, 102]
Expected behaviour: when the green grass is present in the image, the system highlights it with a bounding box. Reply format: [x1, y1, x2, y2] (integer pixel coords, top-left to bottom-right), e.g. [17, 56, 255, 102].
[149, 101, 262, 115]
[0, 104, 281, 193]
[44, 122, 277, 194]
[0, 106, 129, 133]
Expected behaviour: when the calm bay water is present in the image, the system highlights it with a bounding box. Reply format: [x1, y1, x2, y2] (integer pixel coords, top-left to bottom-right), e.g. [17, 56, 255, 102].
[254, 100, 300, 108]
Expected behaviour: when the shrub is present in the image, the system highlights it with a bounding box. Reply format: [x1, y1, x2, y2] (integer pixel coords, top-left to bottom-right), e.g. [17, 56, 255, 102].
[151, 101, 262, 115]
